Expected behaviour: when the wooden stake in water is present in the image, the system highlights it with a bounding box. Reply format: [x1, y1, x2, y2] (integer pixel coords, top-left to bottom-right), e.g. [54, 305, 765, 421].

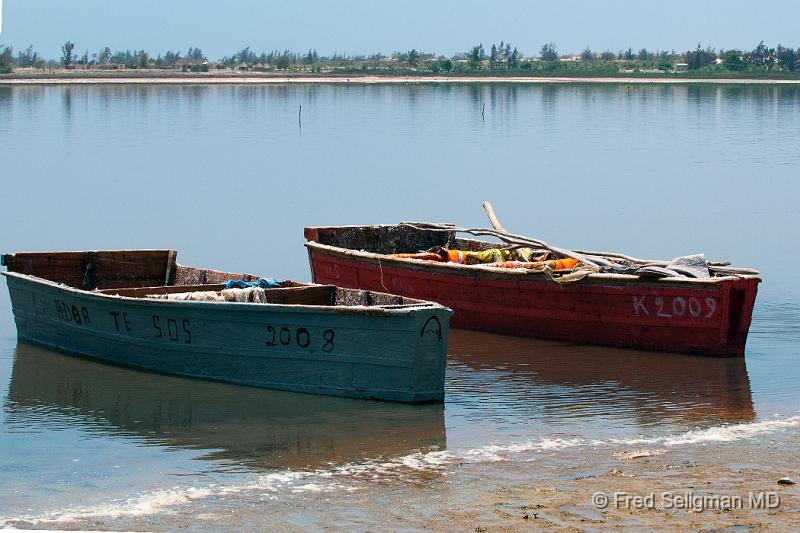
[298, 105, 302, 126]
[481, 102, 485, 121]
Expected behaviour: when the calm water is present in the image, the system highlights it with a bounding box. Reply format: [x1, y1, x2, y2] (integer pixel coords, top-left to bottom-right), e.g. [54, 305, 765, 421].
[0, 83, 799, 527]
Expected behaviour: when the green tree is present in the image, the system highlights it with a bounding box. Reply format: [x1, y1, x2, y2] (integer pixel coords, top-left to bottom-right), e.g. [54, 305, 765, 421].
[657, 59, 673, 72]
[275, 54, 291, 69]
[407, 49, 419, 67]
[164, 50, 180, 66]
[0, 46, 13, 73]
[744, 41, 774, 68]
[439, 58, 453, 72]
[99, 47, 112, 64]
[186, 47, 205, 60]
[16, 45, 40, 67]
[600, 50, 615, 61]
[580, 47, 593, 61]
[685, 44, 716, 70]
[234, 47, 256, 66]
[303, 49, 318, 64]
[137, 50, 149, 68]
[722, 49, 744, 71]
[509, 47, 520, 69]
[468, 44, 484, 69]
[777, 45, 797, 71]
[61, 41, 75, 67]
[489, 44, 498, 69]
[540, 42, 558, 61]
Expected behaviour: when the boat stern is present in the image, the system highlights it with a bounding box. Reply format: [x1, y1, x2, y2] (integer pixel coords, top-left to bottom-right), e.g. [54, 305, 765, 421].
[407, 306, 452, 402]
[717, 276, 761, 356]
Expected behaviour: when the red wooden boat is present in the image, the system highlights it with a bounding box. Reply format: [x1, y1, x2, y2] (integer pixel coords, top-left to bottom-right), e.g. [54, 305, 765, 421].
[304, 221, 761, 356]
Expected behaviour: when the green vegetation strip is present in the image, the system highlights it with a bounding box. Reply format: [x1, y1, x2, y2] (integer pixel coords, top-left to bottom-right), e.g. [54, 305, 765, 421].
[1, 40, 799, 80]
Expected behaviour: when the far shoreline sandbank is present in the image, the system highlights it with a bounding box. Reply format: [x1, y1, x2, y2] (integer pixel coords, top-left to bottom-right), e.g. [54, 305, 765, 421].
[2, 73, 800, 86]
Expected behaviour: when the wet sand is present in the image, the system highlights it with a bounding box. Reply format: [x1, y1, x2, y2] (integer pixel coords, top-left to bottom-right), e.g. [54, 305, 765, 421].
[3, 73, 800, 85]
[8, 431, 797, 531]
[406, 439, 800, 532]
[184, 436, 798, 532]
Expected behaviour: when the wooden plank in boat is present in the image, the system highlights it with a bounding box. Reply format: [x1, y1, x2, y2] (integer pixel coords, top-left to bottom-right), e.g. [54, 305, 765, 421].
[102, 284, 339, 306]
[3, 250, 176, 290]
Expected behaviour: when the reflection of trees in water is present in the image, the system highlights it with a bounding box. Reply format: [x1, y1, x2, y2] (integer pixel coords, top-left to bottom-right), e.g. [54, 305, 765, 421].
[487, 84, 518, 119]
[537, 84, 560, 129]
[466, 83, 482, 108]
[60, 86, 105, 122]
[540, 83, 559, 106]
[90, 85, 213, 116]
[202, 85, 322, 120]
[532, 83, 800, 117]
[0, 86, 10, 112]
[18, 86, 45, 106]
[61, 86, 72, 118]
[403, 83, 421, 111]
[461, 83, 521, 126]
[6, 342, 446, 472]
[681, 84, 800, 107]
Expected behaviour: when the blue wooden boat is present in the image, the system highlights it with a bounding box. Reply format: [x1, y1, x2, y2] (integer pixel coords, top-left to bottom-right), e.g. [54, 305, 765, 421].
[2, 250, 451, 402]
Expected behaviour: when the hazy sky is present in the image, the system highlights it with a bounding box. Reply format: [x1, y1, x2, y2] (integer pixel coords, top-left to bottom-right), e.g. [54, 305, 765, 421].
[1, 0, 798, 59]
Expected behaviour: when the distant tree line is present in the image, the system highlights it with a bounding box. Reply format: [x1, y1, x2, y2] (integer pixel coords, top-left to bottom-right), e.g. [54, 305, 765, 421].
[1, 40, 799, 75]
[0, 43, 210, 72]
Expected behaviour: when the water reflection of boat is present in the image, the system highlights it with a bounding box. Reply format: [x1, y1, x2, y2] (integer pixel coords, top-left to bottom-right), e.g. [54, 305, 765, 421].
[447, 330, 755, 427]
[5, 342, 446, 471]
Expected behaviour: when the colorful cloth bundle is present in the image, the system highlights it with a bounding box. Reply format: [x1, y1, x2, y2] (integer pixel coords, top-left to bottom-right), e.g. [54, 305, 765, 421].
[390, 247, 579, 271]
[491, 258, 580, 270]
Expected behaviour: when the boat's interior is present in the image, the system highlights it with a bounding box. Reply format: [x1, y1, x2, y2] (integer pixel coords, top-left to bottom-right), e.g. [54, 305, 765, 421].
[307, 223, 567, 255]
[306, 224, 456, 254]
[2, 250, 432, 308]
[305, 224, 760, 279]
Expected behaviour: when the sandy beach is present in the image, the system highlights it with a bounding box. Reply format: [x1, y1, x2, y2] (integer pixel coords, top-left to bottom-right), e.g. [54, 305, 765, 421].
[3, 73, 800, 85]
[9, 430, 796, 532]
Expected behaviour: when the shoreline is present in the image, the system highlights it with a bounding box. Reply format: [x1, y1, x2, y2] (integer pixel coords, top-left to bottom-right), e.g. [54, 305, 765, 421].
[16, 434, 798, 531]
[2, 74, 800, 85]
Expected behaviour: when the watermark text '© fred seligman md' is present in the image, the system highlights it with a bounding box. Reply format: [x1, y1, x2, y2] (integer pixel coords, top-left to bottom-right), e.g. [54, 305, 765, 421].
[592, 491, 781, 512]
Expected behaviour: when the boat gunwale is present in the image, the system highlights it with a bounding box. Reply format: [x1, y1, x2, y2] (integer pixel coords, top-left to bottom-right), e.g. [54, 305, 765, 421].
[2, 271, 451, 316]
[304, 240, 761, 289]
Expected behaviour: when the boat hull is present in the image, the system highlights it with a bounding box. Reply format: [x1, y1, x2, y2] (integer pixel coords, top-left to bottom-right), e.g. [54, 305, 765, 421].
[4, 273, 450, 402]
[306, 244, 759, 356]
